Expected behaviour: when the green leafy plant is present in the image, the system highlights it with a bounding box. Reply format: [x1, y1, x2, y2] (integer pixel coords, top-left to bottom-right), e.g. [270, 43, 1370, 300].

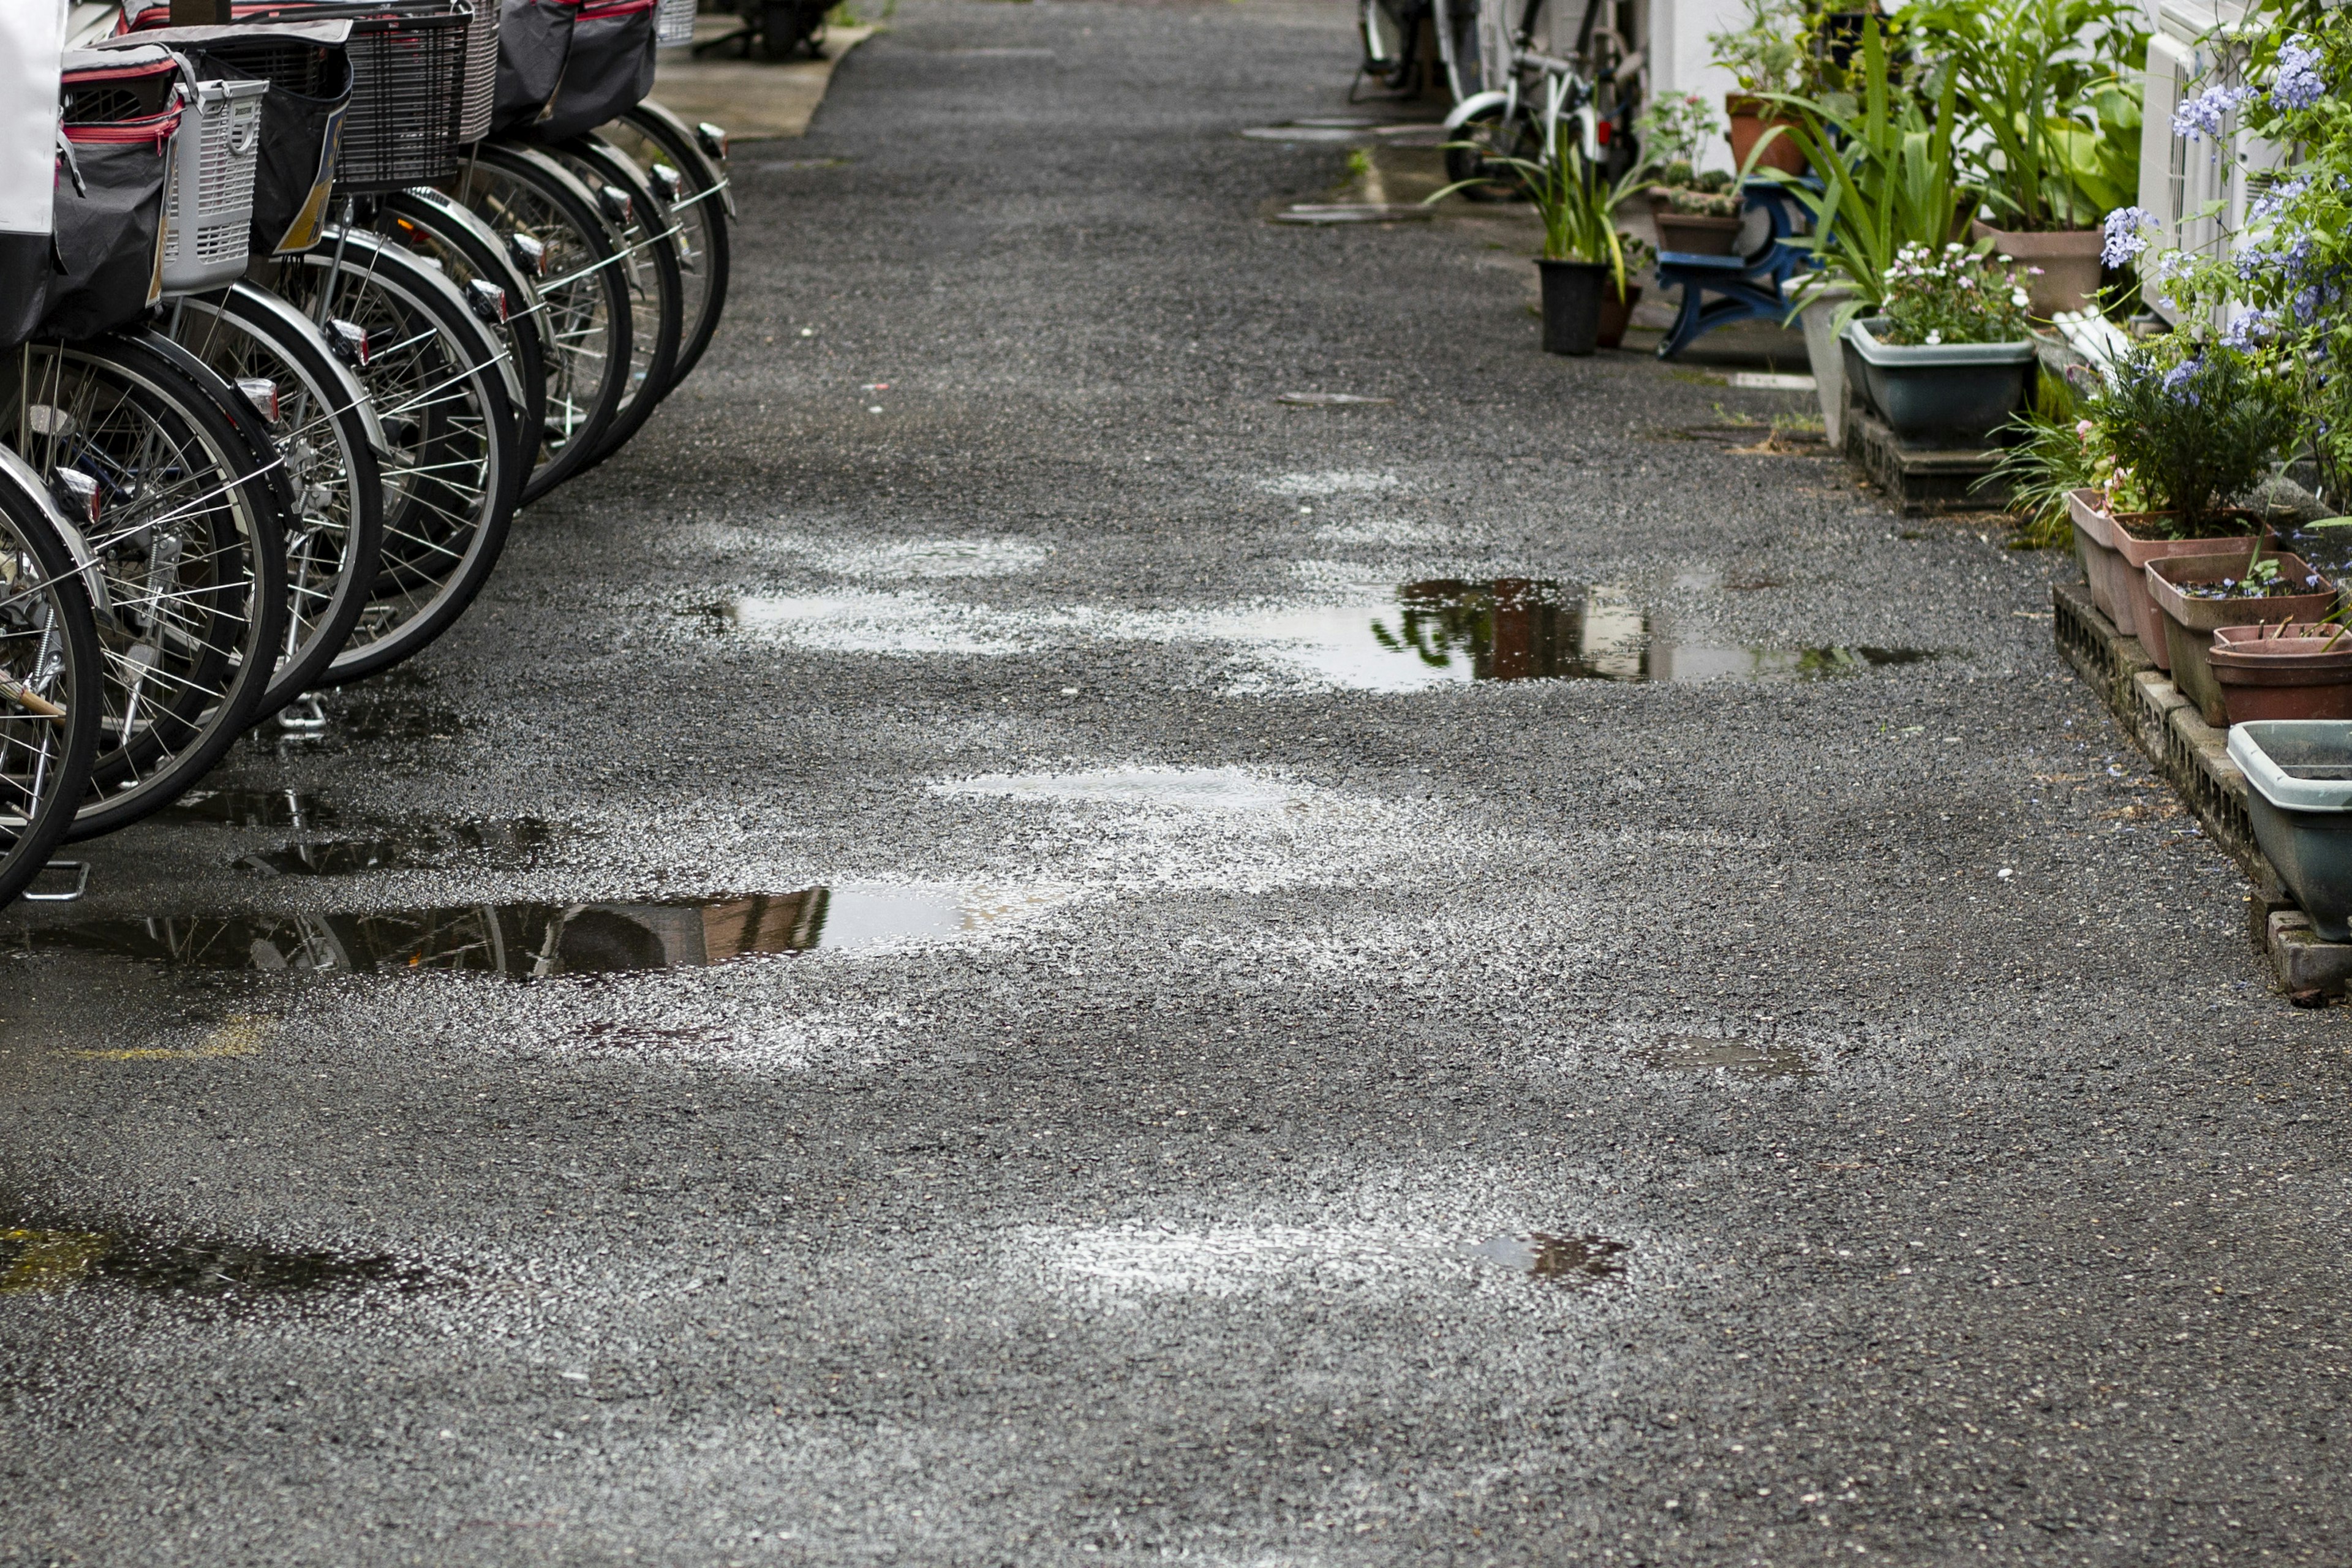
[1710, 0, 1812, 94]
[1896, 0, 2147, 232]
[1981, 367, 2094, 546]
[2117, 4, 2352, 510]
[1873, 239, 2035, 343]
[1428, 122, 1645, 290]
[1765, 18, 1971, 323]
[2087, 338, 2298, 533]
[1634, 92, 1724, 170]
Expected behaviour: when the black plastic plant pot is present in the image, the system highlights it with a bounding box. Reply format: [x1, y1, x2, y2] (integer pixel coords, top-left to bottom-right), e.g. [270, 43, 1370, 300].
[1537, 259, 1607, 356]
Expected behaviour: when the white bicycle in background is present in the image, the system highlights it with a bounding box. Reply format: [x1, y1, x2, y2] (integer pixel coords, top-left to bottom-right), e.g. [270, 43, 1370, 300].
[1356, 0, 1509, 104]
[1437, 0, 1645, 197]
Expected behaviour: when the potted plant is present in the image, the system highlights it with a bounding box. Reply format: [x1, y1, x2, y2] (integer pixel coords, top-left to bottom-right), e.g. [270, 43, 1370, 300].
[1771, 18, 1970, 440]
[2065, 341, 2299, 666]
[2147, 542, 2337, 726]
[2228, 721, 2352, 940]
[1647, 163, 1743, 255]
[1905, 0, 2147, 317]
[2211, 624, 2352, 725]
[1708, 0, 1812, 175]
[1599, 233, 1651, 349]
[1430, 124, 1643, 356]
[1841, 239, 2036, 445]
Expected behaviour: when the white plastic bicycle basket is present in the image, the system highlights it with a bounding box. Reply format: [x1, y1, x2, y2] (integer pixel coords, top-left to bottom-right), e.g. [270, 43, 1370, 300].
[160, 76, 266, 295]
[456, 0, 499, 143]
[655, 0, 697, 48]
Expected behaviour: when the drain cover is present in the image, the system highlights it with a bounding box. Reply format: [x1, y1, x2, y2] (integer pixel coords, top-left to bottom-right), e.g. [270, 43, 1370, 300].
[1274, 203, 1432, 224]
[1275, 393, 1395, 407]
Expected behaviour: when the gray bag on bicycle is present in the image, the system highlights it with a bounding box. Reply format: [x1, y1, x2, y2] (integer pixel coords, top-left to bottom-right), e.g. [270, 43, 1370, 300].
[496, 0, 577, 131]
[39, 50, 178, 341]
[530, 0, 654, 141]
[97, 21, 355, 257]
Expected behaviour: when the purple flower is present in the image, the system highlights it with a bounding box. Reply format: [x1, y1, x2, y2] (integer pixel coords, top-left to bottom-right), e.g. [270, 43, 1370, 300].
[2273, 36, 2326, 111]
[2173, 81, 2255, 140]
[2162, 360, 2203, 406]
[2102, 206, 2156, 268]
[2222, 309, 2274, 350]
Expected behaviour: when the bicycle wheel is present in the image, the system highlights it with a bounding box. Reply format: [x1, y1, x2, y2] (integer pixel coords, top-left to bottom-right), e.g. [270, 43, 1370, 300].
[254, 228, 521, 684]
[0, 451, 105, 907]
[598, 101, 731, 388]
[1444, 99, 1539, 200]
[542, 134, 684, 462]
[447, 143, 632, 503]
[368, 188, 549, 469]
[165, 285, 388, 714]
[6, 336, 290, 839]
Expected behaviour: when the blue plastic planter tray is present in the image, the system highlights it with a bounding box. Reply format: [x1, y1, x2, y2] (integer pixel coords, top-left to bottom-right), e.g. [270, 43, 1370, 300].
[2228, 720, 2352, 939]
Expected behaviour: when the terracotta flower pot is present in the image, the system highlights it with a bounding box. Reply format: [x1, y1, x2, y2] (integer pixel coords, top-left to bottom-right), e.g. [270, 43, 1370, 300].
[2212, 625, 2352, 725]
[1596, 282, 1642, 350]
[1725, 94, 1808, 175]
[2108, 507, 2264, 671]
[2065, 488, 2128, 630]
[1969, 221, 2103, 319]
[2144, 551, 2335, 726]
[1649, 194, 1741, 255]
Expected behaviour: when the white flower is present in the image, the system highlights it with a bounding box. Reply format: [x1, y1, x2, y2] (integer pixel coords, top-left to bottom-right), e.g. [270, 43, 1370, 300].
[2011, 288, 2030, 307]
[1997, 254, 2014, 265]
[1945, 241, 1963, 254]
[1925, 330, 1943, 344]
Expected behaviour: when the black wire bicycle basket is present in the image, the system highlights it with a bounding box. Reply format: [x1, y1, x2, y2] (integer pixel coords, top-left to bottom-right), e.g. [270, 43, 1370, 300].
[195, 1, 471, 189]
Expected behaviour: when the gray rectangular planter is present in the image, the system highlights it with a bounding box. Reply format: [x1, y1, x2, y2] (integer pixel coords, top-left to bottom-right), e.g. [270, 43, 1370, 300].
[2228, 721, 2352, 940]
[1842, 317, 2034, 448]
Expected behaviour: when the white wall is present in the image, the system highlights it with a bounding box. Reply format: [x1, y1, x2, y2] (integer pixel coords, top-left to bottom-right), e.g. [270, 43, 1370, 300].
[1643, 0, 1758, 173]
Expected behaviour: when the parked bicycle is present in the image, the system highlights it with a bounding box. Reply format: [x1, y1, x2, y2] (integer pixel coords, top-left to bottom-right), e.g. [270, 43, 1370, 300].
[1, 0, 736, 906]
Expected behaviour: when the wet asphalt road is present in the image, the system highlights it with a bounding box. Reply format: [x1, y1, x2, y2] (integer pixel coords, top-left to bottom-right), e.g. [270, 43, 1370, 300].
[6, 2, 2351, 1564]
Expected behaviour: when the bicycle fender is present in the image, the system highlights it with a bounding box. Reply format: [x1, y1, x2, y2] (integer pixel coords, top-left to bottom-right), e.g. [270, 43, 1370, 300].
[1442, 91, 1512, 131]
[0, 445, 115, 619]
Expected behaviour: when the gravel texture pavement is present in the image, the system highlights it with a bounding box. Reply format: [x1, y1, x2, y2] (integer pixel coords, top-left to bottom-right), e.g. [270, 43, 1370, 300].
[4, 1, 2346, 1564]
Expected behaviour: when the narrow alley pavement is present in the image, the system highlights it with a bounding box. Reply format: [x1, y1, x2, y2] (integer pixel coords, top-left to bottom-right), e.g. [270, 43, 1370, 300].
[4, 1, 2347, 1562]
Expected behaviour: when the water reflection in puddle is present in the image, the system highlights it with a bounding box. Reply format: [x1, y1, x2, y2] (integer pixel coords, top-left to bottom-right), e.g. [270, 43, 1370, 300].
[161, 788, 339, 829]
[1463, 1232, 1630, 1283]
[0, 1219, 437, 1300]
[1237, 580, 1934, 690]
[37, 886, 1042, 979]
[234, 820, 556, 878]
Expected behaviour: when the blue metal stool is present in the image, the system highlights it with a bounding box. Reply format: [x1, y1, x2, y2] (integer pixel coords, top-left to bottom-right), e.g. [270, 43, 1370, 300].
[1651, 179, 1815, 360]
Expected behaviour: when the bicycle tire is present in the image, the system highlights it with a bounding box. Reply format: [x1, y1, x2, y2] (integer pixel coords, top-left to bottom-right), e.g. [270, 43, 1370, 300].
[600, 100, 731, 388]
[0, 450, 105, 907]
[7, 335, 290, 839]
[254, 228, 521, 684]
[542, 134, 684, 463]
[164, 285, 388, 714]
[369, 188, 550, 469]
[446, 143, 633, 504]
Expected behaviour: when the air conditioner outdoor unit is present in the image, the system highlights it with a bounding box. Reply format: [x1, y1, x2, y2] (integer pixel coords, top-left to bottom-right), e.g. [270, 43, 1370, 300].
[2135, 0, 2284, 323]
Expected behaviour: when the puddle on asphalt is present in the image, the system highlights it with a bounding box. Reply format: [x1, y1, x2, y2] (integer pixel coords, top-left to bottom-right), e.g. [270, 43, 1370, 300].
[233, 820, 556, 878]
[1231, 579, 1934, 689]
[933, 766, 1301, 812]
[161, 788, 341, 829]
[1276, 204, 1432, 225]
[0, 1218, 437, 1300]
[1637, 1035, 1811, 1076]
[36, 885, 1042, 979]
[692, 578, 1933, 690]
[1463, 1232, 1630, 1283]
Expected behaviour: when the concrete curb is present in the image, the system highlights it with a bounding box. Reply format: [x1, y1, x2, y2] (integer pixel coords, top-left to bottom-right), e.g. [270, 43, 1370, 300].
[2052, 579, 2352, 1002]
